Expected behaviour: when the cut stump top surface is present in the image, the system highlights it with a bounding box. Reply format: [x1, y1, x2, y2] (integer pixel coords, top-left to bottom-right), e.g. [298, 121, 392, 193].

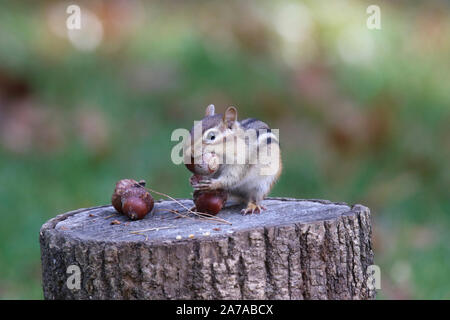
[42, 198, 367, 245]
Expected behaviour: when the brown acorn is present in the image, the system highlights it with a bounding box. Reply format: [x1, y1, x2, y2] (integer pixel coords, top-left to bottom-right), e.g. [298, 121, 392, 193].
[112, 179, 136, 213]
[185, 156, 196, 174]
[185, 153, 220, 175]
[121, 188, 154, 220]
[193, 189, 227, 216]
[111, 179, 154, 220]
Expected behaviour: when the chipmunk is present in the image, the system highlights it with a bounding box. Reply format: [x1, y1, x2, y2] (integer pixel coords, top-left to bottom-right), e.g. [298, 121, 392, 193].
[184, 104, 282, 214]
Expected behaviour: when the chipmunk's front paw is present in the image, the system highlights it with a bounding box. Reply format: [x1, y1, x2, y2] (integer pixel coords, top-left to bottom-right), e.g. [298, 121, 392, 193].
[192, 178, 221, 191]
[241, 203, 266, 215]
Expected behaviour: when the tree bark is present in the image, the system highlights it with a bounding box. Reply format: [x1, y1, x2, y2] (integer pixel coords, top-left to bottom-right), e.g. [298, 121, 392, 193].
[40, 197, 375, 300]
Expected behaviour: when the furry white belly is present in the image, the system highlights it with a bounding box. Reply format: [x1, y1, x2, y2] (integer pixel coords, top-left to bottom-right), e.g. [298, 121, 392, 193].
[228, 174, 276, 201]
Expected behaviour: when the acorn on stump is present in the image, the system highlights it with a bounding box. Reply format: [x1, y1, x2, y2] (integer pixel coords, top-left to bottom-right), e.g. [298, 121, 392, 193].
[193, 189, 227, 216]
[111, 179, 154, 220]
[185, 153, 227, 215]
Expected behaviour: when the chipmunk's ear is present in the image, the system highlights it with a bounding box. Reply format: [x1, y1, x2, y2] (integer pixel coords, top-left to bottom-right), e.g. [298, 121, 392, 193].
[224, 106, 238, 127]
[205, 104, 215, 116]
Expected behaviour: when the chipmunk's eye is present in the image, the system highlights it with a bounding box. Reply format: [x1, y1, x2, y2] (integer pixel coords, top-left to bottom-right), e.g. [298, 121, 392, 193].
[205, 130, 218, 142]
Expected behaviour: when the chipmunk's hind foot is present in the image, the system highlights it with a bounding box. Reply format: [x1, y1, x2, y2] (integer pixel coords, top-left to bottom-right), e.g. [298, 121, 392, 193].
[241, 202, 266, 215]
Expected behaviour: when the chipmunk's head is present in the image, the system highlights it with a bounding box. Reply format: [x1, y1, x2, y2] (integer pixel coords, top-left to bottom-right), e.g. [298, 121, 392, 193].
[185, 104, 242, 166]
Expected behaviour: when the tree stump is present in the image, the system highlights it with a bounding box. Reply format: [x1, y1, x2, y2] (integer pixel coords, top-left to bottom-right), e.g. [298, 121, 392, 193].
[40, 198, 375, 300]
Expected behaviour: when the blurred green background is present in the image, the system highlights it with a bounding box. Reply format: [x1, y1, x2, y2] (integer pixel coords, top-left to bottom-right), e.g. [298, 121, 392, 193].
[0, 0, 449, 299]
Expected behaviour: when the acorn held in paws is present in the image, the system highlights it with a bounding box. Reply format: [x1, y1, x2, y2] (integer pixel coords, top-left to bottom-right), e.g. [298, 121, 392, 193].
[193, 189, 227, 216]
[185, 152, 220, 175]
[111, 179, 154, 220]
